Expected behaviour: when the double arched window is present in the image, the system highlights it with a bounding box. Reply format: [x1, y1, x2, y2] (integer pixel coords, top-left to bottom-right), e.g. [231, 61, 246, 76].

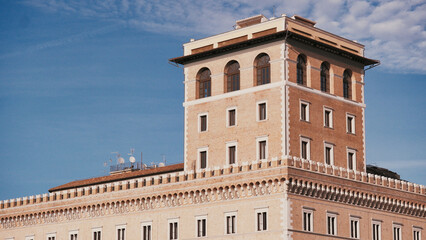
[320, 62, 330, 92]
[225, 61, 240, 92]
[297, 54, 307, 86]
[254, 53, 270, 86]
[197, 68, 211, 99]
[343, 69, 352, 99]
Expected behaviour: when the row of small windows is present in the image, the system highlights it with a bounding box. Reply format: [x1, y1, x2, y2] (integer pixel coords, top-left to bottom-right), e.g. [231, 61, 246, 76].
[302, 208, 422, 240]
[16, 209, 269, 240]
[196, 53, 353, 100]
[196, 53, 271, 99]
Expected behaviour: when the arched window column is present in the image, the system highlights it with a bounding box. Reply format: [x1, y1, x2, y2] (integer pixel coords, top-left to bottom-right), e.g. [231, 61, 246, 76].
[196, 68, 211, 99]
[254, 54, 270, 86]
[225, 61, 240, 92]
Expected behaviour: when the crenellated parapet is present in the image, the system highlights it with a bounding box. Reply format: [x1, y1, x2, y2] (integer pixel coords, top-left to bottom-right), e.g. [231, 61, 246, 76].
[1, 156, 425, 230]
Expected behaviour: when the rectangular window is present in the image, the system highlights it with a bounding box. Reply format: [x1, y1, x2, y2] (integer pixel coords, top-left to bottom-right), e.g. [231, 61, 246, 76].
[256, 136, 268, 160]
[347, 114, 355, 134]
[300, 137, 310, 160]
[393, 224, 402, 240]
[258, 102, 267, 121]
[225, 212, 237, 235]
[228, 145, 236, 165]
[327, 213, 337, 235]
[324, 143, 334, 165]
[47, 233, 56, 240]
[324, 107, 333, 128]
[350, 217, 360, 239]
[302, 209, 313, 232]
[196, 216, 207, 237]
[69, 231, 78, 240]
[116, 225, 126, 240]
[168, 219, 179, 240]
[372, 221, 381, 240]
[227, 108, 236, 127]
[256, 208, 268, 231]
[413, 227, 421, 240]
[25, 236, 35, 240]
[93, 230, 101, 240]
[200, 151, 207, 169]
[141, 221, 152, 240]
[347, 149, 356, 170]
[199, 114, 208, 132]
[300, 101, 310, 121]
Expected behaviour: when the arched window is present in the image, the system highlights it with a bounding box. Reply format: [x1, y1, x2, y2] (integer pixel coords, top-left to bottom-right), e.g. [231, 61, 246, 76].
[254, 53, 270, 86]
[197, 68, 211, 99]
[320, 62, 330, 92]
[297, 54, 307, 86]
[343, 69, 352, 99]
[225, 61, 240, 92]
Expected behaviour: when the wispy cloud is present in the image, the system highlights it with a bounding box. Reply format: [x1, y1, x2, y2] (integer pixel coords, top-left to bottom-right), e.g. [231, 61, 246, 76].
[24, 0, 426, 73]
[371, 160, 426, 169]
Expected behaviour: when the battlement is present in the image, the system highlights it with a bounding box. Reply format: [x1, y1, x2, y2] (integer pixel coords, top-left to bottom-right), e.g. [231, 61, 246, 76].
[1, 156, 424, 211]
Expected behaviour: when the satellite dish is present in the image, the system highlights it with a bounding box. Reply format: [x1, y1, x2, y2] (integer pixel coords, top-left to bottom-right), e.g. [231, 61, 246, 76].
[158, 162, 165, 167]
[129, 156, 136, 163]
[143, 164, 147, 169]
[118, 157, 125, 164]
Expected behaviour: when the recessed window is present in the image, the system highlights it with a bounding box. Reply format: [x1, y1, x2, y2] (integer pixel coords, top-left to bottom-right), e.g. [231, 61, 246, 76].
[197, 68, 211, 99]
[302, 208, 313, 232]
[343, 69, 352, 99]
[25, 236, 35, 240]
[226, 142, 237, 165]
[347, 114, 355, 134]
[347, 149, 356, 170]
[255, 53, 270, 86]
[257, 137, 268, 160]
[413, 227, 421, 240]
[297, 54, 307, 86]
[372, 220, 381, 240]
[300, 101, 310, 122]
[225, 61, 240, 92]
[324, 107, 333, 128]
[257, 101, 267, 121]
[69, 230, 78, 240]
[116, 225, 126, 240]
[350, 217, 360, 239]
[324, 143, 334, 165]
[196, 215, 207, 238]
[255, 208, 268, 232]
[199, 113, 208, 132]
[227, 108, 237, 127]
[225, 212, 237, 235]
[92, 228, 102, 240]
[141, 222, 152, 240]
[47, 233, 56, 240]
[327, 213, 337, 236]
[300, 137, 310, 160]
[320, 62, 330, 92]
[393, 224, 402, 240]
[168, 219, 179, 240]
[198, 148, 208, 169]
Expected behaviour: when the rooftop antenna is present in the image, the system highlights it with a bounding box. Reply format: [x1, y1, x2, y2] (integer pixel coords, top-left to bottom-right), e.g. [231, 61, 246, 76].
[272, 5, 277, 18]
[162, 154, 166, 165]
[140, 152, 143, 169]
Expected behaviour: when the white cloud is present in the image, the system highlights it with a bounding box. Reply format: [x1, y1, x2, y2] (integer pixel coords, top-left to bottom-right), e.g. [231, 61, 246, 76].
[25, 0, 426, 73]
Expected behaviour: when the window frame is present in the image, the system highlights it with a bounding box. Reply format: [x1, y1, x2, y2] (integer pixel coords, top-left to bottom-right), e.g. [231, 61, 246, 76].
[413, 226, 422, 240]
[92, 227, 102, 240]
[225, 61, 240, 92]
[324, 142, 334, 166]
[226, 107, 237, 127]
[256, 136, 268, 161]
[257, 100, 267, 122]
[320, 62, 330, 92]
[198, 113, 208, 133]
[141, 221, 152, 240]
[343, 69, 352, 99]
[196, 68, 211, 99]
[302, 208, 314, 232]
[197, 147, 208, 170]
[168, 218, 179, 240]
[254, 53, 271, 86]
[372, 220, 382, 240]
[326, 212, 337, 236]
[347, 148, 357, 171]
[300, 100, 310, 122]
[255, 207, 268, 232]
[393, 223, 402, 240]
[25, 236, 35, 240]
[300, 137, 311, 160]
[116, 224, 126, 240]
[195, 215, 207, 238]
[69, 230, 78, 240]
[350, 216, 360, 239]
[323, 107, 333, 128]
[346, 113, 356, 134]
[297, 54, 307, 86]
[224, 211, 237, 235]
[46, 233, 57, 240]
[226, 141, 238, 166]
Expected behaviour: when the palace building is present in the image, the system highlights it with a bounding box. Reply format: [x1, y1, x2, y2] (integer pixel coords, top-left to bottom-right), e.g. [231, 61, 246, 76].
[1, 14, 425, 240]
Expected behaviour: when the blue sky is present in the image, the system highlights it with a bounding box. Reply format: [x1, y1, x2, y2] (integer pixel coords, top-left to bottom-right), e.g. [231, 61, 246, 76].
[0, 0, 425, 200]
